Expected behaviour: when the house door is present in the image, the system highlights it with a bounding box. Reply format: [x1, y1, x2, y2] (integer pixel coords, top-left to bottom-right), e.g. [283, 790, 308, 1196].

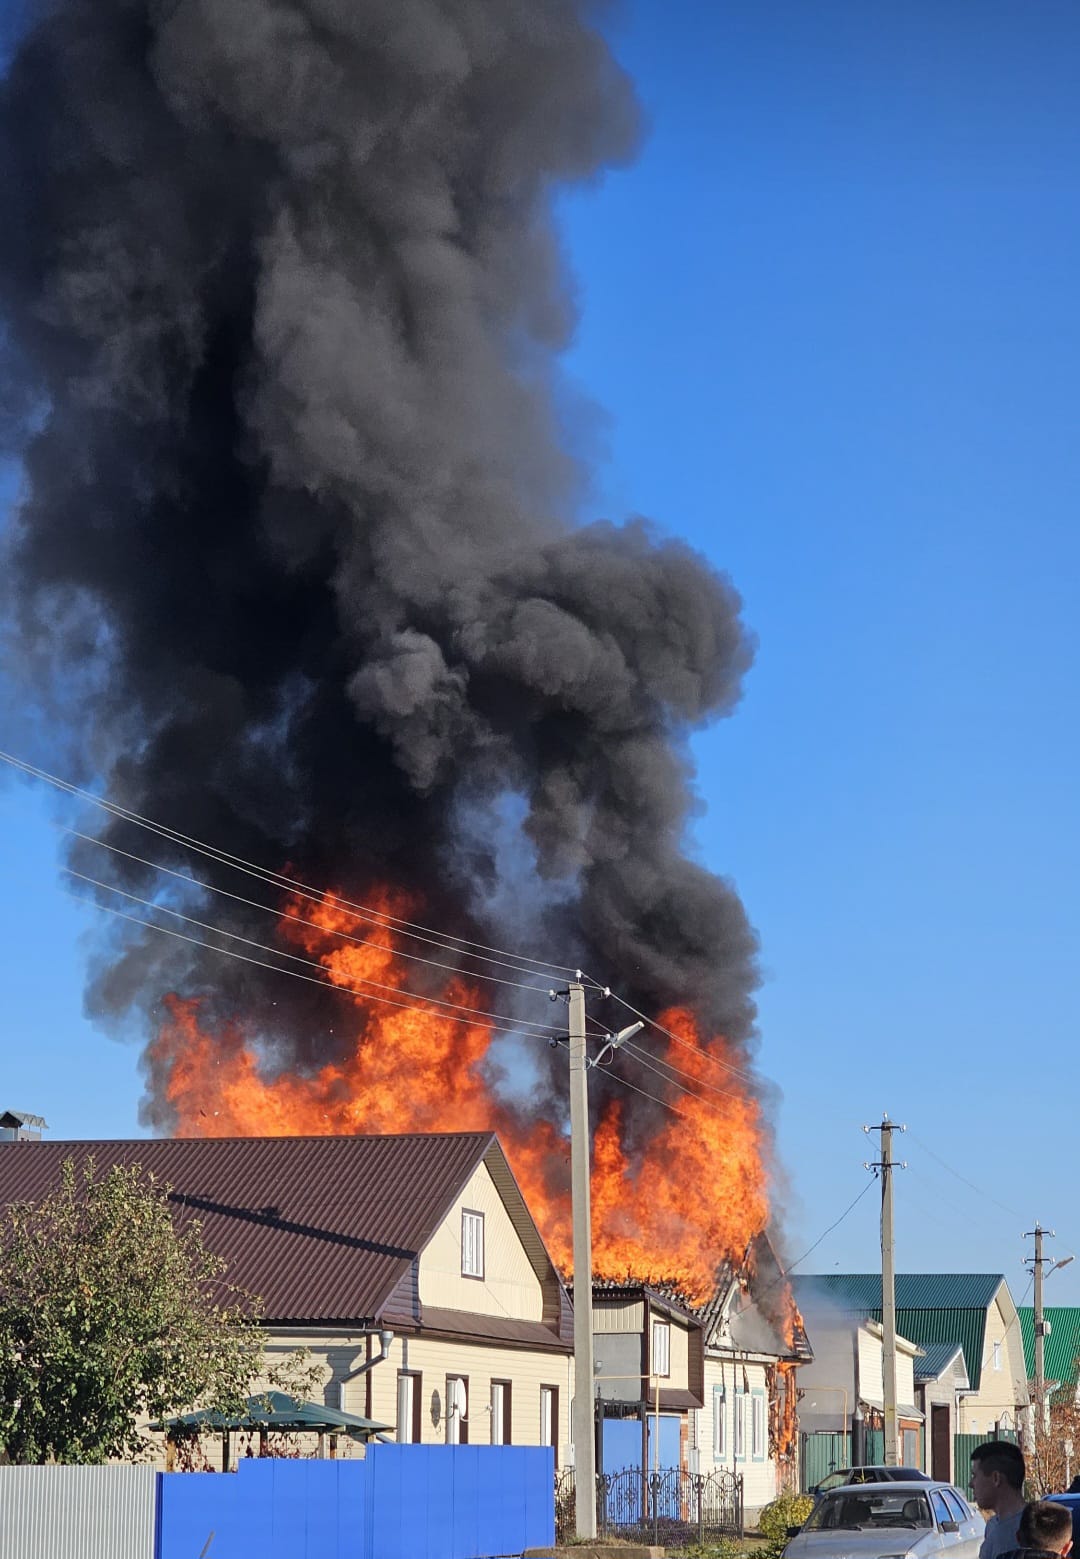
[931, 1405, 951, 1480]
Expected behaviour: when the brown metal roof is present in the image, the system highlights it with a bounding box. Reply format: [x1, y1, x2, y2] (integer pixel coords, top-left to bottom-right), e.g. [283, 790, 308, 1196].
[0, 1133, 508, 1324]
[416, 1307, 572, 1353]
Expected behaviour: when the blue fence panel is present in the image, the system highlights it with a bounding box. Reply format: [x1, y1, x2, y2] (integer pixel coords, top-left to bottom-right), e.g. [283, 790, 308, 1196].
[364, 1444, 555, 1559]
[159, 1446, 553, 1559]
[158, 1469, 260, 1558]
[158, 1461, 361, 1559]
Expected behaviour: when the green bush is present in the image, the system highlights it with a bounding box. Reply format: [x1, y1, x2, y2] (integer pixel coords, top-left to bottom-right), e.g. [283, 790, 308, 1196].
[758, 1493, 814, 1541]
[675, 1542, 743, 1559]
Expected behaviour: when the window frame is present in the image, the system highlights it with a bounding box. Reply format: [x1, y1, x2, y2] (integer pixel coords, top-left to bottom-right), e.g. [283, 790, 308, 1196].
[445, 1373, 469, 1444]
[396, 1370, 422, 1444]
[712, 1384, 727, 1460]
[540, 1384, 559, 1467]
[651, 1319, 671, 1379]
[490, 1379, 512, 1445]
[733, 1386, 746, 1461]
[461, 1208, 485, 1279]
[751, 1388, 766, 1461]
[942, 1489, 969, 1524]
[930, 1489, 954, 1529]
[992, 1340, 1002, 1371]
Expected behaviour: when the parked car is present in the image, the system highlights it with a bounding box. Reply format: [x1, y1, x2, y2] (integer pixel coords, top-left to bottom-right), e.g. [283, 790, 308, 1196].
[814, 1466, 933, 1496]
[785, 1480, 984, 1559]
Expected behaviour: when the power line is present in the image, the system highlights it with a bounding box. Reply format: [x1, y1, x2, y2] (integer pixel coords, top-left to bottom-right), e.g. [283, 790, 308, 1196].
[605, 990, 758, 1087]
[63, 826, 555, 998]
[63, 866, 565, 1036]
[749, 1179, 877, 1308]
[50, 883, 563, 1043]
[599, 1058, 692, 1122]
[51, 876, 689, 1126]
[620, 1037, 754, 1109]
[906, 1131, 1026, 1221]
[0, 748, 578, 979]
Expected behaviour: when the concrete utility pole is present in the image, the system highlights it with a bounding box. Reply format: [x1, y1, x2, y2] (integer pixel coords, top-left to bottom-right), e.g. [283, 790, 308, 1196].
[865, 1114, 905, 1466]
[560, 978, 642, 1541]
[1027, 1222, 1053, 1442]
[567, 975, 597, 1541]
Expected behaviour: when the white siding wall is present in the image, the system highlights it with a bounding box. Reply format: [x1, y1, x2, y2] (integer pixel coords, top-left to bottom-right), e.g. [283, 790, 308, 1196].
[958, 1295, 1027, 1434]
[419, 1161, 543, 1320]
[858, 1325, 884, 1406]
[699, 1356, 777, 1520]
[661, 1315, 691, 1384]
[370, 1333, 575, 1459]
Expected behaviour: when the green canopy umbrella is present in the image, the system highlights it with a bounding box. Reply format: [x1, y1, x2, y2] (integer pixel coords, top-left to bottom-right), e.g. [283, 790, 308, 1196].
[156, 1390, 391, 1442]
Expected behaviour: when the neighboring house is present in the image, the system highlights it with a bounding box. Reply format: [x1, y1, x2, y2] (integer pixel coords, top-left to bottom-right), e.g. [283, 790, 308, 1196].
[696, 1242, 812, 1523]
[587, 1281, 705, 1478]
[794, 1274, 1029, 1447]
[1019, 1306, 1080, 1406]
[915, 1344, 972, 1482]
[0, 1131, 575, 1466]
[792, 1285, 925, 1480]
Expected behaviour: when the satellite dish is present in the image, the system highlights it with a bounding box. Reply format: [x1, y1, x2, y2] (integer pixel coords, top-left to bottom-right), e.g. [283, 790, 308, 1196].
[450, 1378, 467, 1421]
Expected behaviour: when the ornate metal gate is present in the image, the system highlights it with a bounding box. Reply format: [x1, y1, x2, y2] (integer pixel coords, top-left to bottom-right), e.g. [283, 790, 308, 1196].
[555, 1467, 744, 1546]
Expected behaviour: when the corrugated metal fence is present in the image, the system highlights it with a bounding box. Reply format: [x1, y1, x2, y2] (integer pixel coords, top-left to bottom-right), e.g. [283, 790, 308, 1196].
[0, 1464, 158, 1559]
[0, 1446, 555, 1559]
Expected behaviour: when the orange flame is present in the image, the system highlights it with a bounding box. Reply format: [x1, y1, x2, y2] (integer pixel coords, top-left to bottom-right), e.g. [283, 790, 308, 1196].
[149, 887, 774, 1305]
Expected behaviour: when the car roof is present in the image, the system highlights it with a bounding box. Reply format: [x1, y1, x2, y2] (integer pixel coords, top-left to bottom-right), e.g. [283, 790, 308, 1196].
[822, 1481, 958, 1495]
[830, 1466, 928, 1478]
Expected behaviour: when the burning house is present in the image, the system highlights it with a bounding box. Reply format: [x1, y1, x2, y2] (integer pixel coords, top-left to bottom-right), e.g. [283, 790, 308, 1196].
[0, 0, 797, 1461]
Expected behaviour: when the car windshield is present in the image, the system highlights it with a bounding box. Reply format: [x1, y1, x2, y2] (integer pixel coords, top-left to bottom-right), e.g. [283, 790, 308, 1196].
[805, 1492, 933, 1532]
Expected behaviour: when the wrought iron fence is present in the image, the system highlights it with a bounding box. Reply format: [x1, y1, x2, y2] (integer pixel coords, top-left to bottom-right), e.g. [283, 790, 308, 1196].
[555, 1466, 744, 1546]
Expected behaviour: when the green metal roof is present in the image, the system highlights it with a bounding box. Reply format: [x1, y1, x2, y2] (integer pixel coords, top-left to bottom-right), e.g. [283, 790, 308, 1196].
[1019, 1307, 1080, 1390]
[794, 1274, 1006, 1389]
[914, 1343, 968, 1384]
[795, 1273, 1004, 1311]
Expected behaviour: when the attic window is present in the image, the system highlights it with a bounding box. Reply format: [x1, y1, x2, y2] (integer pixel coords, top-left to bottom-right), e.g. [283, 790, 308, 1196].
[462, 1209, 484, 1278]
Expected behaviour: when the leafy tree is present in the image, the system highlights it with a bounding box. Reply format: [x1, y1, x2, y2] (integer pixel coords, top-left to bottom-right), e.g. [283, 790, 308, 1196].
[0, 1158, 274, 1463]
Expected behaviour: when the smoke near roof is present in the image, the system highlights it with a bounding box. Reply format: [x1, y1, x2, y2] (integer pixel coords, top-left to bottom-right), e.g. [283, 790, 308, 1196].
[0, 0, 760, 1135]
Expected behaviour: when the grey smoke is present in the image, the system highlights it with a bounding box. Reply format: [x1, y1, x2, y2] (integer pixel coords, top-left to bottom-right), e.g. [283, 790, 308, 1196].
[0, 0, 760, 1132]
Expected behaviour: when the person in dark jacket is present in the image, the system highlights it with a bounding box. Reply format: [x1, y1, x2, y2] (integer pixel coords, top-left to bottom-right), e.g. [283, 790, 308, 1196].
[1000, 1500, 1074, 1559]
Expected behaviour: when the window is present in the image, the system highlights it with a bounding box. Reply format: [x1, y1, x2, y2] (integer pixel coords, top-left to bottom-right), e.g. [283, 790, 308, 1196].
[751, 1391, 765, 1460]
[712, 1385, 727, 1459]
[992, 1341, 1002, 1372]
[461, 1209, 484, 1278]
[733, 1390, 745, 1460]
[540, 1385, 559, 1467]
[491, 1380, 512, 1445]
[931, 1490, 953, 1529]
[942, 1490, 969, 1524]
[652, 1320, 671, 1378]
[446, 1375, 468, 1444]
[396, 1371, 421, 1443]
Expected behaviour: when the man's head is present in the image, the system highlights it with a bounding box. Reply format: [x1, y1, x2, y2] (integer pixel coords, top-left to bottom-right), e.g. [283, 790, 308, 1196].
[1017, 1501, 1074, 1555]
[970, 1441, 1026, 1512]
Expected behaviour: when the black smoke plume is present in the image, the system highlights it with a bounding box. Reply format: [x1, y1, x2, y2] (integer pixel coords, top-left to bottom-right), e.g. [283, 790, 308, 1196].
[0, 0, 759, 1137]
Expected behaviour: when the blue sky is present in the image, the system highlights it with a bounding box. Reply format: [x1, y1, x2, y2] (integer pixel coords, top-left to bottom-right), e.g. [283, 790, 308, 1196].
[3, 1, 1080, 1301]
